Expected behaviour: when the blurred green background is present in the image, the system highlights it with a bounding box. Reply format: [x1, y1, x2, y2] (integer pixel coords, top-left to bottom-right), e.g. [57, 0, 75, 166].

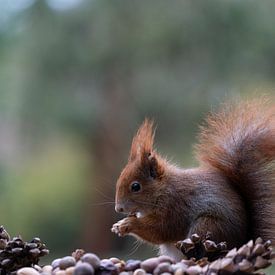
[0, 0, 274, 269]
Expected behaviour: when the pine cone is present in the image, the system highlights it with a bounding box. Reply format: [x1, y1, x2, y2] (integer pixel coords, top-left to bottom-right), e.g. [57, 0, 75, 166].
[176, 232, 228, 261]
[208, 238, 274, 274]
[0, 226, 49, 274]
[177, 235, 274, 274]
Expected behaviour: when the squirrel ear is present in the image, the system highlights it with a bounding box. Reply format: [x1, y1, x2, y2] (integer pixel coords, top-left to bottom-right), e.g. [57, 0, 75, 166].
[129, 119, 155, 161]
[148, 153, 158, 179]
[142, 152, 164, 180]
[129, 119, 164, 179]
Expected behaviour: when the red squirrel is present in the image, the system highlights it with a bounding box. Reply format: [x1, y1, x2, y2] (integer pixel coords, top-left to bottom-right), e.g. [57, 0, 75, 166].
[111, 99, 275, 260]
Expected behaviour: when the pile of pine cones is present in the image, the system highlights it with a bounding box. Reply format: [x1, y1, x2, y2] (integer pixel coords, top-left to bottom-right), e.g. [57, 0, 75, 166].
[0, 226, 273, 275]
[0, 226, 49, 274]
[176, 233, 274, 274]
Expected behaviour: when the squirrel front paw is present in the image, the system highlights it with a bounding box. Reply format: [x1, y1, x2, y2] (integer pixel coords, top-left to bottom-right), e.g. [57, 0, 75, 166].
[111, 217, 134, 237]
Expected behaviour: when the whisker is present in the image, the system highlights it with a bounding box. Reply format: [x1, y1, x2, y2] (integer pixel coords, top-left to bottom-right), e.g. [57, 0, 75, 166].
[92, 186, 115, 201]
[89, 201, 115, 206]
[94, 176, 117, 192]
[128, 239, 143, 256]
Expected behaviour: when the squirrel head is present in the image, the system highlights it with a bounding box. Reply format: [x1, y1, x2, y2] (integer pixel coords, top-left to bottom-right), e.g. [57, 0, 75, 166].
[115, 119, 166, 217]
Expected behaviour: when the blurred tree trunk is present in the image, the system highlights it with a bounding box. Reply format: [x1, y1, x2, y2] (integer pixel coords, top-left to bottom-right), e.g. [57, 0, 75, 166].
[81, 68, 134, 255]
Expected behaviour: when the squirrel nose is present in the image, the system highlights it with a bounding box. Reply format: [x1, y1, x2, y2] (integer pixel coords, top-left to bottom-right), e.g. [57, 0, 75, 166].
[115, 204, 124, 213]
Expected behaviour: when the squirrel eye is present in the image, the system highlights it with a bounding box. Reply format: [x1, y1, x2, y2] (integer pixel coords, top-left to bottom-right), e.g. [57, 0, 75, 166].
[131, 181, 141, 192]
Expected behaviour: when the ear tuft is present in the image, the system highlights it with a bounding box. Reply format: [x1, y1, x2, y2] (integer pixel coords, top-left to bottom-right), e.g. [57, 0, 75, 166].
[129, 118, 155, 161]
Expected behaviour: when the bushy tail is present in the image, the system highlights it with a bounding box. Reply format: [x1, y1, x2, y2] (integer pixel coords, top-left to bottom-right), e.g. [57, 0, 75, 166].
[195, 98, 275, 242]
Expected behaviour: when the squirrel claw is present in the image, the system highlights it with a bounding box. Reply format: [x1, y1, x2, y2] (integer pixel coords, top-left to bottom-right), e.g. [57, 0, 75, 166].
[111, 222, 122, 236]
[111, 217, 133, 237]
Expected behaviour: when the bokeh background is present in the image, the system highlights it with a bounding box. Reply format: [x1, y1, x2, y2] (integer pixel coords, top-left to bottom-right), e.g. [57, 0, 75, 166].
[0, 0, 274, 266]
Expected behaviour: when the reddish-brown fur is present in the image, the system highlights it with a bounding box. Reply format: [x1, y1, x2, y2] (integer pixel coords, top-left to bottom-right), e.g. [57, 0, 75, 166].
[113, 99, 275, 250]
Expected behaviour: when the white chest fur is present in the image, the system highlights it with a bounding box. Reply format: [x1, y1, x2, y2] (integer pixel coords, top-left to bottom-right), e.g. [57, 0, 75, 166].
[159, 244, 183, 262]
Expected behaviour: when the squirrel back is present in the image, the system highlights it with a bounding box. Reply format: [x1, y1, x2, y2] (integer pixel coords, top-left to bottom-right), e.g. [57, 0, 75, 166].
[195, 98, 275, 242]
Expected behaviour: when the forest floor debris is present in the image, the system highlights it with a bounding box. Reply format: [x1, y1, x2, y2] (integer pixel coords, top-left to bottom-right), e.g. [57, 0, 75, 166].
[0, 226, 273, 275]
